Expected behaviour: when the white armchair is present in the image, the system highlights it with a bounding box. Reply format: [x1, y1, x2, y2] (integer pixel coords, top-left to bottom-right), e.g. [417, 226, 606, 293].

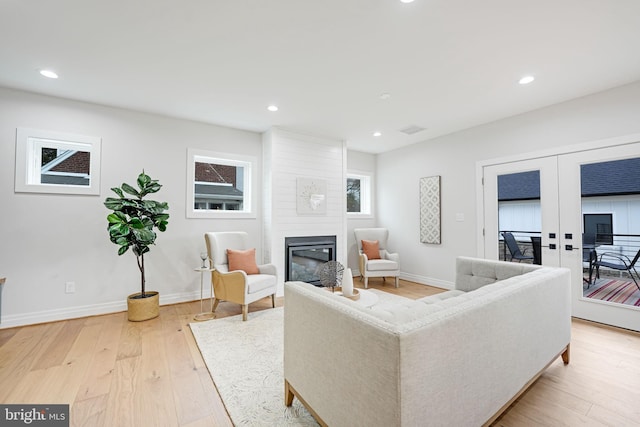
[204, 231, 277, 321]
[354, 228, 400, 288]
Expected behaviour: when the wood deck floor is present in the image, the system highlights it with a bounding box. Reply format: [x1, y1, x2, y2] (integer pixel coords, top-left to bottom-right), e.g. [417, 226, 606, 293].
[0, 278, 638, 426]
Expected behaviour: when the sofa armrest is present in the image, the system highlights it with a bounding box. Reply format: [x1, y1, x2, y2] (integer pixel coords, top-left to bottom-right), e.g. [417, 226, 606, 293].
[284, 282, 402, 426]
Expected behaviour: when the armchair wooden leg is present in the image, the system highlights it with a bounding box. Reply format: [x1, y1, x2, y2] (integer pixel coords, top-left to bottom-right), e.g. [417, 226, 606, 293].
[395, 276, 399, 288]
[364, 277, 368, 289]
[242, 304, 248, 321]
[271, 294, 276, 308]
[212, 298, 220, 313]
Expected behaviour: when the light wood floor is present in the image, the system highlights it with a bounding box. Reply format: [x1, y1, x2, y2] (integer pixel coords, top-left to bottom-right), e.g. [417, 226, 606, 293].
[1, 279, 639, 426]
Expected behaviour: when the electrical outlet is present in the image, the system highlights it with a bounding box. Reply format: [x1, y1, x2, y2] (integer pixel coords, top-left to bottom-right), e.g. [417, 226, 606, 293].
[65, 281, 76, 294]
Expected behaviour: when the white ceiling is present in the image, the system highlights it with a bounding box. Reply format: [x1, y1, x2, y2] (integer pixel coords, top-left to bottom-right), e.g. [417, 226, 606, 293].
[2, 0, 640, 154]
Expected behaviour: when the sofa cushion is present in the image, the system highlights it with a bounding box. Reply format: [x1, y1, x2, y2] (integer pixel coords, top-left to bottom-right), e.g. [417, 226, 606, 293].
[362, 239, 381, 260]
[366, 259, 398, 271]
[418, 290, 466, 304]
[369, 300, 444, 324]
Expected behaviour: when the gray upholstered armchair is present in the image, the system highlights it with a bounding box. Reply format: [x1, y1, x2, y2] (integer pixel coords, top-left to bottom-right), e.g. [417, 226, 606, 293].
[354, 228, 400, 288]
[204, 231, 277, 320]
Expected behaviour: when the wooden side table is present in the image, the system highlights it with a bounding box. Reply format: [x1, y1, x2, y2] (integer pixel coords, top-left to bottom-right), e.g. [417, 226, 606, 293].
[194, 268, 215, 321]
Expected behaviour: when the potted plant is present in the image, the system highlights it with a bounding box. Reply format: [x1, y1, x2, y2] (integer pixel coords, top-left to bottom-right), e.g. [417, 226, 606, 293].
[104, 171, 169, 321]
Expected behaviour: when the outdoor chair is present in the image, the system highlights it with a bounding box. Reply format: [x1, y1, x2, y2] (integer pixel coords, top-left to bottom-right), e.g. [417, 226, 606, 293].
[530, 236, 542, 265]
[594, 248, 640, 291]
[583, 249, 598, 288]
[502, 232, 534, 263]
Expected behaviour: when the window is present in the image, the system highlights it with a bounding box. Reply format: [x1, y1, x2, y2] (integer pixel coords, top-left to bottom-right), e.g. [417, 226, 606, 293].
[346, 172, 372, 216]
[186, 148, 256, 218]
[15, 128, 101, 195]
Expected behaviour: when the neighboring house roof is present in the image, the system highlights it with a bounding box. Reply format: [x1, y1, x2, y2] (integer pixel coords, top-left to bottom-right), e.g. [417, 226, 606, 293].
[40, 151, 91, 186]
[581, 158, 640, 197]
[41, 175, 90, 186]
[42, 150, 90, 174]
[498, 158, 640, 201]
[194, 183, 243, 200]
[498, 171, 540, 201]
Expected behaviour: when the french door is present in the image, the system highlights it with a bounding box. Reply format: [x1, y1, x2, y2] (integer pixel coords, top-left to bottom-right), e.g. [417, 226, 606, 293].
[483, 157, 561, 267]
[482, 142, 640, 332]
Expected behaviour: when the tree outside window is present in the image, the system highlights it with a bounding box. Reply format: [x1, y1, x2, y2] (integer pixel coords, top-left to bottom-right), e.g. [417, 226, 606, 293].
[346, 173, 371, 215]
[347, 177, 361, 212]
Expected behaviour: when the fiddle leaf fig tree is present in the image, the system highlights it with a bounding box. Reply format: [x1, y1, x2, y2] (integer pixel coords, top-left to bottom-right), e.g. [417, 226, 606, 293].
[104, 171, 169, 298]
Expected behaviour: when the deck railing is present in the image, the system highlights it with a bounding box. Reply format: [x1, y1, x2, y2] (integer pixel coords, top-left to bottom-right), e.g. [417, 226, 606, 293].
[498, 231, 640, 276]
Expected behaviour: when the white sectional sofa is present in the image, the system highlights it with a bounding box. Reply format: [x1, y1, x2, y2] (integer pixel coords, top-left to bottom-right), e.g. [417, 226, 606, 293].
[284, 257, 571, 426]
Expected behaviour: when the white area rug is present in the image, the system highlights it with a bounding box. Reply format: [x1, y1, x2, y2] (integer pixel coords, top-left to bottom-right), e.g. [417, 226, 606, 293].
[189, 289, 410, 426]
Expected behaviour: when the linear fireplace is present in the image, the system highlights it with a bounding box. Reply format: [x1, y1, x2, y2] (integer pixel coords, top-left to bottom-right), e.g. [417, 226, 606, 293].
[285, 235, 336, 286]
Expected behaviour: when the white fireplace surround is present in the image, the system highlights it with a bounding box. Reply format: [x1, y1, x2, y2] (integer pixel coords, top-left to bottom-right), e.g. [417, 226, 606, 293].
[262, 128, 347, 295]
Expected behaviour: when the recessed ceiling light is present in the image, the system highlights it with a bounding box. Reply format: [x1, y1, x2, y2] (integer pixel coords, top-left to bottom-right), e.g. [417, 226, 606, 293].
[373, 131, 382, 137]
[267, 105, 278, 112]
[39, 69, 58, 79]
[380, 93, 391, 100]
[519, 75, 535, 85]
[400, 0, 415, 3]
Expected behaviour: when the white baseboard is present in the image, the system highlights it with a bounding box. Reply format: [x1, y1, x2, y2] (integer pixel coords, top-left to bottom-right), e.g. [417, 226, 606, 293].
[0, 291, 201, 329]
[399, 272, 454, 290]
[351, 269, 454, 290]
[0, 274, 454, 329]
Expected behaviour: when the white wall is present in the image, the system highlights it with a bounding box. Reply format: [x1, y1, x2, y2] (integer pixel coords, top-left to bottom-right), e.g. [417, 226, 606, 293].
[262, 128, 346, 294]
[377, 81, 640, 288]
[0, 87, 263, 328]
[346, 150, 376, 274]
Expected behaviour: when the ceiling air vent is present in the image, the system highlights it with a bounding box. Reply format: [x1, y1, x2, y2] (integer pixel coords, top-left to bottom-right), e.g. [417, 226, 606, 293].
[399, 125, 426, 136]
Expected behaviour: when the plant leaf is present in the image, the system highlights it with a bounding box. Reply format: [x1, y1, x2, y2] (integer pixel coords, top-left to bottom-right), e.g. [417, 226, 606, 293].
[104, 198, 125, 210]
[117, 245, 129, 256]
[129, 218, 145, 229]
[107, 213, 124, 224]
[121, 183, 140, 197]
[111, 187, 124, 198]
[109, 223, 130, 237]
[115, 237, 129, 246]
[133, 228, 156, 244]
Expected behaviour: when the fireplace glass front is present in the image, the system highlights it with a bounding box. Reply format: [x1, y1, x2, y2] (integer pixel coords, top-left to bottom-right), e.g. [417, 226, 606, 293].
[285, 236, 336, 286]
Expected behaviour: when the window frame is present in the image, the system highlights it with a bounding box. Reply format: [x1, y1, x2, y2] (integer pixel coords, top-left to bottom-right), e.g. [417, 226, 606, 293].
[346, 170, 373, 218]
[14, 128, 102, 195]
[186, 148, 257, 219]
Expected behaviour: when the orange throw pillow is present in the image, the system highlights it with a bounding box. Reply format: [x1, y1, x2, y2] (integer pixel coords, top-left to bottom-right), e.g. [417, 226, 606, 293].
[361, 240, 381, 260]
[227, 248, 260, 275]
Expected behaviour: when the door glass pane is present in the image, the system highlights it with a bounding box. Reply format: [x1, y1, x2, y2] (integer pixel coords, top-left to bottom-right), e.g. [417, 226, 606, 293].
[581, 157, 640, 307]
[497, 171, 541, 264]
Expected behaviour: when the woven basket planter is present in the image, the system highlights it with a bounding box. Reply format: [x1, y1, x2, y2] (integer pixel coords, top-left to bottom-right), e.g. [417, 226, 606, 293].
[127, 291, 159, 321]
